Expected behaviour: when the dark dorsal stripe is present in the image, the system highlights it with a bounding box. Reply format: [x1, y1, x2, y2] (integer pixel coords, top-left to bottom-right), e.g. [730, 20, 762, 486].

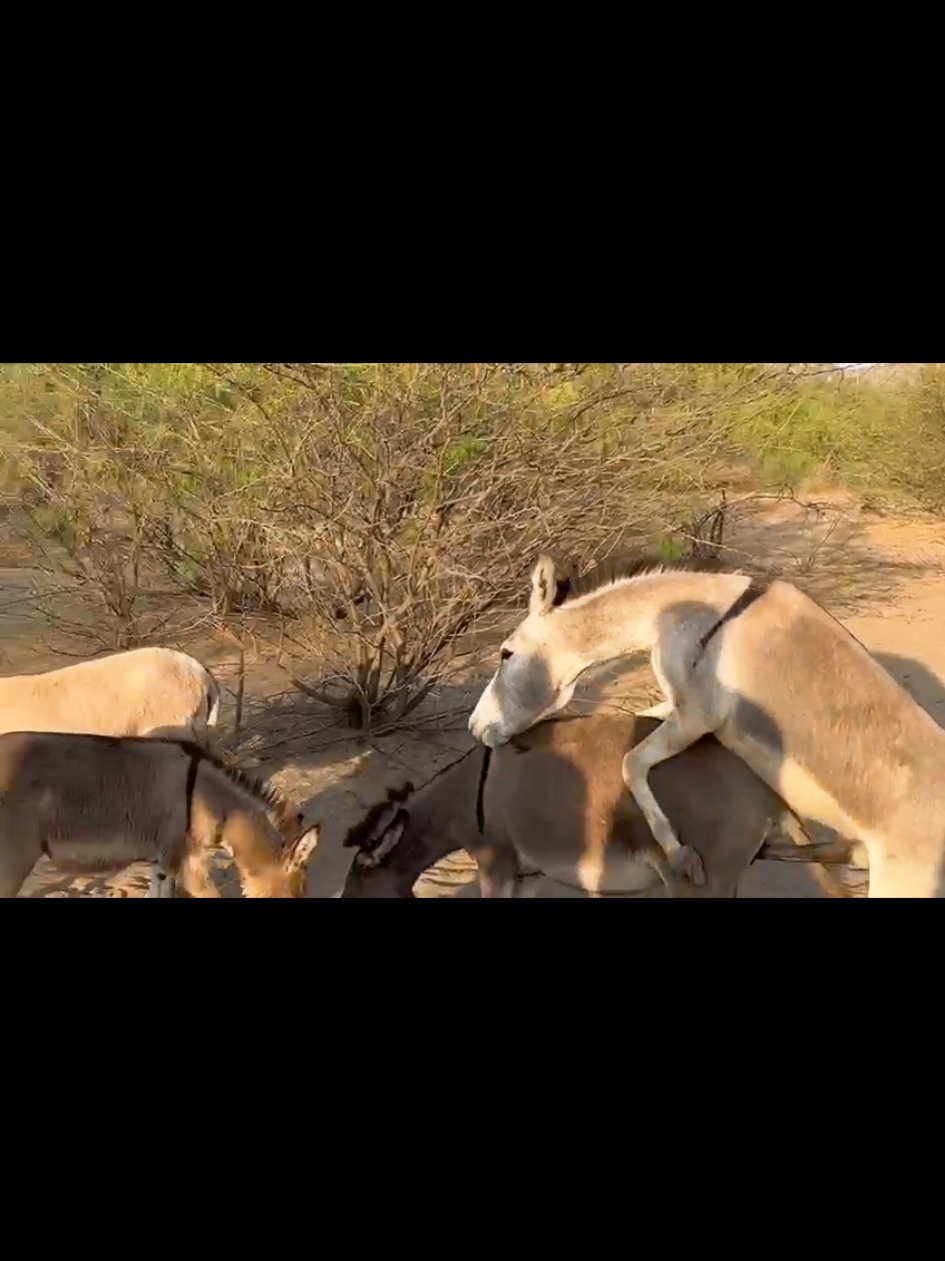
[697, 580, 768, 656]
[161, 737, 295, 832]
[184, 745, 204, 839]
[476, 746, 493, 835]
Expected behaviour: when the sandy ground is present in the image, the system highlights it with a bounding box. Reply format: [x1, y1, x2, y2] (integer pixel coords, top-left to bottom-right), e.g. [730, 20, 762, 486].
[7, 493, 945, 898]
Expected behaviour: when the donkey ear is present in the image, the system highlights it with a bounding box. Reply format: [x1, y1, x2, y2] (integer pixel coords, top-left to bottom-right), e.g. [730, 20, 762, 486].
[530, 554, 558, 617]
[284, 825, 321, 873]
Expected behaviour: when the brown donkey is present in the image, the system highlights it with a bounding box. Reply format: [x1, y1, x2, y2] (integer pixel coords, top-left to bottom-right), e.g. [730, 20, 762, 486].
[342, 713, 848, 898]
[0, 733, 319, 899]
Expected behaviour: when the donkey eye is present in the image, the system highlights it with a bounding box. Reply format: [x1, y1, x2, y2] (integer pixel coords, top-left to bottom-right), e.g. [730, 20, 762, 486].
[501, 649, 514, 663]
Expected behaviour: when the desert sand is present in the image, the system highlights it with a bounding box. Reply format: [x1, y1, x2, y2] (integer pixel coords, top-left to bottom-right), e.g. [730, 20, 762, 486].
[7, 496, 945, 898]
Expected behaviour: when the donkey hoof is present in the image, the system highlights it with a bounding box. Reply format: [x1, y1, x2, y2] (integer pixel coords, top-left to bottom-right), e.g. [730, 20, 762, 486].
[671, 845, 706, 887]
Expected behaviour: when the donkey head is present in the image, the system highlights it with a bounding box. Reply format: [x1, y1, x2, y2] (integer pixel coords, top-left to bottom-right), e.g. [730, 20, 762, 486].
[341, 783, 416, 898]
[469, 554, 589, 748]
[232, 813, 321, 898]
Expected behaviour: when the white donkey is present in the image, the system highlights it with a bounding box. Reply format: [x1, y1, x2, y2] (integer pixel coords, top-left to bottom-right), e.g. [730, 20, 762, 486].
[469, 554, 945, 898]
[0, 647, 221, 742]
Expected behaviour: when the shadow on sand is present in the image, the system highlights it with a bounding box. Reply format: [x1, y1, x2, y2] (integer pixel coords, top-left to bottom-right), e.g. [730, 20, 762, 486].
[874, 654, 945, 731]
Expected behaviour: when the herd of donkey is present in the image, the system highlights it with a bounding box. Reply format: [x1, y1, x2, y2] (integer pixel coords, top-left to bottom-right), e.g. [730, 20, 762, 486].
[3, 549, 943, 898]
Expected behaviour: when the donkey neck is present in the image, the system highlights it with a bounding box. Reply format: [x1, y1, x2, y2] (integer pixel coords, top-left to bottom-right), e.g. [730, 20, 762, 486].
[394, 752, 481, 884]
[559, 570, 753, 666]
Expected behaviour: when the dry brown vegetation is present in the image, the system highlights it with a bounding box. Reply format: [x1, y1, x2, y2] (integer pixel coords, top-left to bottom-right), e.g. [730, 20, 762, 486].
[2, 362, 944, 742]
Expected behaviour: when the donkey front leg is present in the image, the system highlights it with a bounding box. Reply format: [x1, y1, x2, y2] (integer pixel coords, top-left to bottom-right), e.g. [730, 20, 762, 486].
[637, 700, 675, 721]
[622, 711, 711, 888]
[178, 849, 223, 898]
[146, 866, 177, 898]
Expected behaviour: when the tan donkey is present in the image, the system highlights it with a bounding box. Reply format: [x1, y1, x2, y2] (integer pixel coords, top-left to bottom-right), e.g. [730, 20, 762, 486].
[0, 647, 221, 742]
[342, 712, 853, 898]
[0, 733, 319, 899]
[469, 554, 944, 898]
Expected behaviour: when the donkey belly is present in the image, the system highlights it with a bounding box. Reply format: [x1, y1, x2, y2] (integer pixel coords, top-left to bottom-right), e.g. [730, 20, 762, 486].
[45, 831, 160, 873]
[516, 843, 658, 897]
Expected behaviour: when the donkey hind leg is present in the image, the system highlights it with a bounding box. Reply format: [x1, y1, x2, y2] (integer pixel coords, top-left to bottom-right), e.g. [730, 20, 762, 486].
[622, 709, 712, 889]
[0, 822, 45, 898]
[0, 851, 40, 899]
[865, 850, 940, 899]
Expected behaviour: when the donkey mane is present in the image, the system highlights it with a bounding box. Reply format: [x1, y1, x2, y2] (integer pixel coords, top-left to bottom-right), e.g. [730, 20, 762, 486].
[156, 737, 300, 836]
[553, 553, 737, 608]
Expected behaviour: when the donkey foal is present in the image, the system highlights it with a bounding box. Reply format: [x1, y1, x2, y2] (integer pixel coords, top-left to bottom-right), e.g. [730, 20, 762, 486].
[0, 733, 319, 899]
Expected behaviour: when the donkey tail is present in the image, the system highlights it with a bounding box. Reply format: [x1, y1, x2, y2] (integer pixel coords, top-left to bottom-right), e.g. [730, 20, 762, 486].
[205, 669, 222, 728]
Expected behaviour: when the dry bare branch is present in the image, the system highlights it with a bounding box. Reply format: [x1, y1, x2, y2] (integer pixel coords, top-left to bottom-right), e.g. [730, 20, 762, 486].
[8, 362, 809, 729]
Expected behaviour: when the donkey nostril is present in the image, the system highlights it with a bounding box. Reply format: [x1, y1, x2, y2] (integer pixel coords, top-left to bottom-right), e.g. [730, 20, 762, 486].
[501, 649, 513, 663]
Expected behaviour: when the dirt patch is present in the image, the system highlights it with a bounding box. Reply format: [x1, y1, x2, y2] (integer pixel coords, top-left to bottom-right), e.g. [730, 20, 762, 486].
[9, 493, 945, 898]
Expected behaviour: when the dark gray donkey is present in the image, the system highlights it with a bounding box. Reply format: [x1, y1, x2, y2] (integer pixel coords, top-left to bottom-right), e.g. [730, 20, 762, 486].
[342, 712, 858, 898]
